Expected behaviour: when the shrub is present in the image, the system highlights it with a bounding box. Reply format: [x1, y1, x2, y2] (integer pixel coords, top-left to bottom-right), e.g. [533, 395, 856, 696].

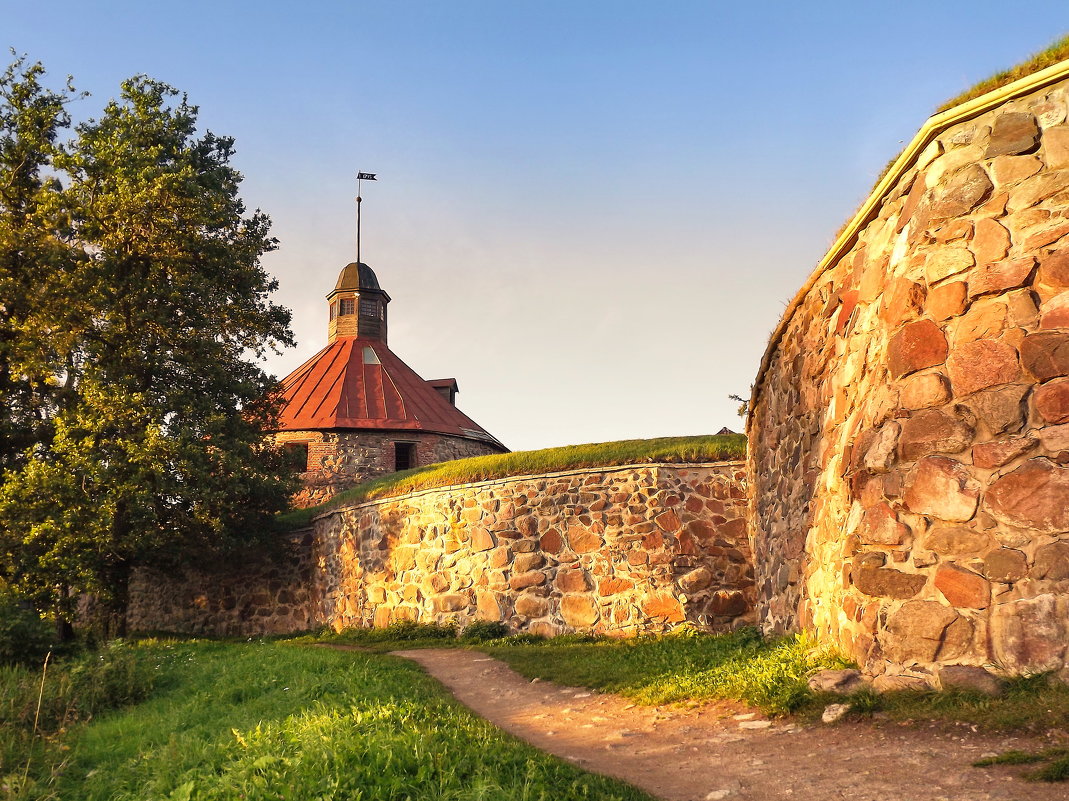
[0, 589, 53, 667]
[460, 621, 510, 642]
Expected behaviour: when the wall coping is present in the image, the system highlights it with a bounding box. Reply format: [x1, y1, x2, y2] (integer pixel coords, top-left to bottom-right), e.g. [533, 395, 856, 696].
[311, 459, 745, 522]
[746, 57, 1069, 429]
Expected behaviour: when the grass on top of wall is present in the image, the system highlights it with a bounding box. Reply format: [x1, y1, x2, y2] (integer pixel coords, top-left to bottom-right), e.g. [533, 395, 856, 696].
[937, 32, 1069, 112]
[276, 433, 746, 531]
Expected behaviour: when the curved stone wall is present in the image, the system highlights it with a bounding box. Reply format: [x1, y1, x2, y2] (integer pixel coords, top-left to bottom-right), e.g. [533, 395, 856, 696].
[749, 65, 1069, 679]
[128, 461, 753, 637]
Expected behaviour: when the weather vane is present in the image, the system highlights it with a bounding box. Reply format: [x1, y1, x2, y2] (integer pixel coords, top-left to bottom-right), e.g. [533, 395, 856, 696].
[356, 171, 377, 264]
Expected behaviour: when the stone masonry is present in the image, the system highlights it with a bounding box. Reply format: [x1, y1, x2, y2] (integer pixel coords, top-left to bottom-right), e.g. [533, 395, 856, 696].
[126, 461, 753, 637]
[749, 70, 1069, 680]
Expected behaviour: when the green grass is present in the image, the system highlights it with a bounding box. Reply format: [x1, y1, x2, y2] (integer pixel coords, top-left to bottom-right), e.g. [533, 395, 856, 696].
[277, 434, 746, 530]
[9, 640, 652, 801]
[488, 627, 852, 716]
[938, 33, 1069, 112]
[975, 747, 1069, 782]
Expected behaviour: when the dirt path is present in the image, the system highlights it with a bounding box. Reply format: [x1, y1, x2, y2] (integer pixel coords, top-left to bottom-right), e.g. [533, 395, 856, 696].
[392, 648, 1067, 801]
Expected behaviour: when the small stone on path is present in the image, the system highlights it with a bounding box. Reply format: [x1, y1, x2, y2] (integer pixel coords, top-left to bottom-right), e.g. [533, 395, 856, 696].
[822, 703, 850, 723]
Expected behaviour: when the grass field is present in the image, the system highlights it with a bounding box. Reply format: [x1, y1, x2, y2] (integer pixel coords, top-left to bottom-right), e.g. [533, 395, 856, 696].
[3, 640, 653, 801]
[278, 433, 746, 530]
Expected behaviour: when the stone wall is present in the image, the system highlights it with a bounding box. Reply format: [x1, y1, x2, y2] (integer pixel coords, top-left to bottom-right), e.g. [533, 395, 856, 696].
[127, 531, 319, 636]
[275, 429, 505, 508]
[126, 461, 753, 637]
[749, 67, 1069, 680]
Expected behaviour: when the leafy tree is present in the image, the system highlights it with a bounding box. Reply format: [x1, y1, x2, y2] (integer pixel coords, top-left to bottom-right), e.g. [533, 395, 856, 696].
[0, 64, 296, 632]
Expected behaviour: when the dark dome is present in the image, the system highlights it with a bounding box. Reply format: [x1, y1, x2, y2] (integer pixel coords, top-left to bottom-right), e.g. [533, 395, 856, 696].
[334, 262, 381, 292]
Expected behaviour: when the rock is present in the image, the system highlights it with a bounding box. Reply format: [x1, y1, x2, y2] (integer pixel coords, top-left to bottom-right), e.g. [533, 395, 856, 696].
[903, 457, 979, 521]
[1031, 541, 1069, 580]
[509, 570, 546, 591]
[888, 320, 948, 379]
[470, 528, 495, 552]
[872, 674, 933, 692]
[863, 422, 901, 472]
[971, 436, 1037, 468]
[880, 279, 926, 322]
[1036, 377, 1069, 423]
[970, 218, 1011, 264]
[884, 600, 973, 662]
[709, 590, 748, 616]
[821, 703, 850, 723]
[900, 373, 951, 410]
[968, 257, 1035, 299]
[566, 525, 602, 553]
[654, 509, 681, 532]
[1034, 102, 1067, 127]
[991, 594, 1068, 673]
[1045, 124, 1069, 168]
[528, 620, 561, 638]
[984, 112, 1040, 157]
[539, 529, 563, 553]
[951, 299, 1007, 344]
[859, 503, 909, 546]
[1040, 290, 1069, 330]
[1007, 170, 1069, 212]
[853, 565, 927, 599]
[738, 720, 772, 730]
[924, 246, 975, 283]
[927, 282, 968, 321]
[983, 548, 1028, 581]
[989, 154, 1042, 187]
[934, 564, 990, 608]
[432, 593, 469, 612]
[678, 567, 713, 594]
[807, 669, 867, 694]
[928, 164, 993, 219]
[1039, 423, 1069, 452]
[555, 569, 591, 593]
[947, 339, 1020, 396]
[986, 458, 1069, 532]
[1037, 249, 1069, 288]
[898, 409, 973, 461]
[1023, 221, 1069, 250]
[964, 384, 1028, 434]
[1021, 332, 1069, 381]
[923, 524, 996, 555]
[560, 594, 599, 627]
[513, 552, 545, 573]
[641, 592, 686, 622]
[598, 576, 635, 596]
[514, 593, 549, 618]
[476, 590, 503, 621]
[937, 665, 1002, 695]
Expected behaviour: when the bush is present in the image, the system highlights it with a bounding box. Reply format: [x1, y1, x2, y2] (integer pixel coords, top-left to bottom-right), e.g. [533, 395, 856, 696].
[0, 589, 53, 667]
[460, 621, 510, 642]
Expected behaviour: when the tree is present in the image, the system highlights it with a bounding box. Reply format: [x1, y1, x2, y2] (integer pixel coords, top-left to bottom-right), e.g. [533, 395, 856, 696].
[0, 65, 297, 632]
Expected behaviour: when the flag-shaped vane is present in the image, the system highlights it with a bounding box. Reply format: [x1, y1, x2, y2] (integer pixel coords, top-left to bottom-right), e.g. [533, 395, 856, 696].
[356, 171, 377, 263]
[357, 172, 377, 181]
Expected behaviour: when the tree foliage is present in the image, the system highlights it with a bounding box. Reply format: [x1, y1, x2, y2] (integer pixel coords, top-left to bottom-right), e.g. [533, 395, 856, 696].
[0, 59, 296, 628]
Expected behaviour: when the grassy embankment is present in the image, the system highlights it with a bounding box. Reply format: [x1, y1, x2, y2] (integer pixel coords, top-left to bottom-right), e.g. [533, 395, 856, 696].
[277, 433, 746, 530]
[2, 639, 652, 801]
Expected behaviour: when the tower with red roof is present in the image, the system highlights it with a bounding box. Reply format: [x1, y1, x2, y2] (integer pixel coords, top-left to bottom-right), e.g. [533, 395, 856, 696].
[275, 261, 507, 507]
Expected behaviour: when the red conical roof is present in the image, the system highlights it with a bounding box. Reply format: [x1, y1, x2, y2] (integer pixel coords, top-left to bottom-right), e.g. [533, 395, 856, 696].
[276, 336, 504, 447]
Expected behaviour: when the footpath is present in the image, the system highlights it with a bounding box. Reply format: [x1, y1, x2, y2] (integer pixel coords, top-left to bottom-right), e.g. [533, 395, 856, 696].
[393, 648, 1068, 801]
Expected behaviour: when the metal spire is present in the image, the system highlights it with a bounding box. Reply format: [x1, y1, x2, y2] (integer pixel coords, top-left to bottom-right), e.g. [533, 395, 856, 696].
[356, 171, 377, 263]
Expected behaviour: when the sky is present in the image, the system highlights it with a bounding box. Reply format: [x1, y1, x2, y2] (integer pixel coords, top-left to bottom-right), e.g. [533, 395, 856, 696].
[5, 1, 1069, 451]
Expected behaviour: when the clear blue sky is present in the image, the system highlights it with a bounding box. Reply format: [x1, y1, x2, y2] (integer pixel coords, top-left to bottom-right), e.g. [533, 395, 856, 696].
[6, 1, 1069, 450]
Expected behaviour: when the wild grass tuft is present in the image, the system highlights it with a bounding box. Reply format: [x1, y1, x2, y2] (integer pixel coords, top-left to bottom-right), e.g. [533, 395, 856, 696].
[938, 33, 1069, 112]
[489, 627, 852, 716]
[277, 434, 746, 530]
[975, 747, 1069, 782]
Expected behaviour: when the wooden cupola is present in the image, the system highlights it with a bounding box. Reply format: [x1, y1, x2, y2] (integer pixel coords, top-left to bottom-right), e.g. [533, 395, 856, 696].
[326, 262, 391, 344]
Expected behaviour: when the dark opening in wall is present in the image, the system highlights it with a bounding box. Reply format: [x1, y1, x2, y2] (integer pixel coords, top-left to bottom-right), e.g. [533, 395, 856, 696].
[395, 442, 416, 472]
[284, 442, 309, 471]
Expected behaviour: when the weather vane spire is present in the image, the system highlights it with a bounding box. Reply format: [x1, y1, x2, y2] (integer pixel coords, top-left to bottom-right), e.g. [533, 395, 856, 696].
[356, 171, 377, 264]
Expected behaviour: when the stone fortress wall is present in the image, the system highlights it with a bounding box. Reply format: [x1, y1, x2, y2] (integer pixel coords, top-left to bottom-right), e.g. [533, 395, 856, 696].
[749, 64, 1069, 681]
[127, 461, 753, 637]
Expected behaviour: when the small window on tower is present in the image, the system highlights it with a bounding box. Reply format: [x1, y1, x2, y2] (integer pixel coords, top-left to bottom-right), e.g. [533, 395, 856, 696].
[360, 298, 381, 319]
[329, 302, 338, 320]
[340, 298, 355, 316]
[395, 442, 416, 472]
[283, 442, 309, 471]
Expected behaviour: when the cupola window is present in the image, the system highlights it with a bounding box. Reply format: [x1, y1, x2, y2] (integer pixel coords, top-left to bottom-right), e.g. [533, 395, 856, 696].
[339, 298, 355, 316]
[360, 298, 382, 320]
[329, 302, 338, 320]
